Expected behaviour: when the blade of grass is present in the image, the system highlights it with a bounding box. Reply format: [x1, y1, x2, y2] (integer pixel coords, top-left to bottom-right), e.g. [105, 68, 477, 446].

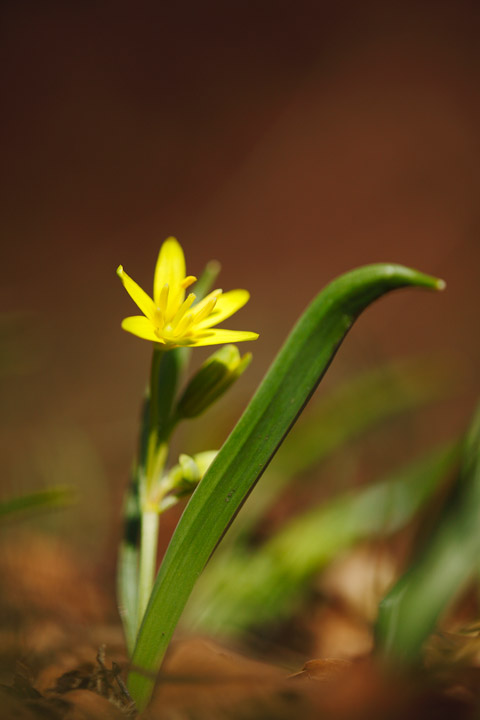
[376, 400, 480, 663]
[184, 442, 459, 635]
[0, 487, 72, 521]
[128, 263, 444, 709]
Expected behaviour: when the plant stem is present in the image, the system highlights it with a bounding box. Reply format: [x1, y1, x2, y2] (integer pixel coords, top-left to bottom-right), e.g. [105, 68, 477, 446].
[135, 348, 165, 630]
[118, 539, 139, 655]
[117, 473, 141, 652]
[118, 346, 183, 653]
[137, 509, 160, 628]
[136, 347, 181, 634]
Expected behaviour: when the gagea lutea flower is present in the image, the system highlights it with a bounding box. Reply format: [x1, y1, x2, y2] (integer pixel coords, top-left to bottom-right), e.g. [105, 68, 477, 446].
[117, 237, 259, 349]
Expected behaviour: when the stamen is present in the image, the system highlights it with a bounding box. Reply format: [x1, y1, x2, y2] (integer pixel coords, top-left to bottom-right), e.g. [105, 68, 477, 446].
[158, 283, 169, 314]
[194, 290, 222, 324]
[154, 308, 164, 328]
[167, 288, 184, 320]
[174, 311, 194, 337]
[181, 275, 197, 290]
[171, 293, 196, 328]
[194, 290, 222, 322]
[195, 298, 217, 323]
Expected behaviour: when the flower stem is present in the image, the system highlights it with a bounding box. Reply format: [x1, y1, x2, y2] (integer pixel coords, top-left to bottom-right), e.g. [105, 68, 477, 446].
[117, 475, 141, 655]
[118, 346, 184, 653]
[137, 508, 160, 628]
[135, 347, 182, 635]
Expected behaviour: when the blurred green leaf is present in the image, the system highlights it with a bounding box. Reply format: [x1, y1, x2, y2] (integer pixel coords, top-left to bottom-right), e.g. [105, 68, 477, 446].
[232, 356, 452, 539]
[376, 400, 480, 664]
[0, 487, 73, 522]
[191, 260, 221, 303]
[276, 357, 450, 478]
[184, 442, 459, 635]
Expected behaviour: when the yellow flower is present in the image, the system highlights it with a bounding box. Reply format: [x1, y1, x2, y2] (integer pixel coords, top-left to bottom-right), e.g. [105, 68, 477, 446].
[117, 237, 259, 349]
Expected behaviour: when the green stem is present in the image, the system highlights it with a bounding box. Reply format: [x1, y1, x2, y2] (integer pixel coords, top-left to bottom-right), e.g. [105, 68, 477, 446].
[137, 509, 160, 627]
[135, 347, 182, 635]
[117, 475, 141, 654]
[135, 350, 167, 632]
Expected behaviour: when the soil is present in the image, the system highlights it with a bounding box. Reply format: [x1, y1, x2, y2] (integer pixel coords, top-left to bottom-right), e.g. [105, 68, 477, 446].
[1, 534, 479, 719]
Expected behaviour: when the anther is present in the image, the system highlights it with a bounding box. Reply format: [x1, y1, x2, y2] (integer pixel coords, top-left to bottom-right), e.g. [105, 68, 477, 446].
[181, 275, 197, 290]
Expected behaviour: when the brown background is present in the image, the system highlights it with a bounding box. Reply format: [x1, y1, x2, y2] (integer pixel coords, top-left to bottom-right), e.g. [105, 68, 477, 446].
[1, 1, 479, 579]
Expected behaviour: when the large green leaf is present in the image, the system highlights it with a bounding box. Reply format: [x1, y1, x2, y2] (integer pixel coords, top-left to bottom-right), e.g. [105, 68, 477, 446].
[376, 401, 480, 663]
[128, 264, 443, 709]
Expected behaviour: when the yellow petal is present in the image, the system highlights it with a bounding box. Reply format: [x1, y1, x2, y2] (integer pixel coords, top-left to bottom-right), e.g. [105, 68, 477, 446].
[190, 329, 259, 346]
[196, 289, 250, 329]
[117, 266, 157, 320]
[153, 237, 186, 307]
[121, 316, 164, 343]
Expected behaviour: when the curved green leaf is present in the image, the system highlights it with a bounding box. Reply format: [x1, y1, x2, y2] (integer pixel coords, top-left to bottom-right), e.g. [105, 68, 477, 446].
[128, 263, 443, 709]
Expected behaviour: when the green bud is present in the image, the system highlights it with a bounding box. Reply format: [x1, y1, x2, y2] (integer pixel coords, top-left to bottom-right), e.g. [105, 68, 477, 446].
[159, 451, 217, 512]
[191, 450, 218, 476]
[176, 345, 252, 419]
[177, 453, 202, 485]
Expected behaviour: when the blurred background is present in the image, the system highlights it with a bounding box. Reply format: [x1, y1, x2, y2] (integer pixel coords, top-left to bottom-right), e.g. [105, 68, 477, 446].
[1, 0, 479, 656]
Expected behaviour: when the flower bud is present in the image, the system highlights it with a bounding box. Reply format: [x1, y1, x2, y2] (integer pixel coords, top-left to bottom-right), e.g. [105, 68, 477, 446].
[176, 345, 252, 419]
[159, 451, 217, 511]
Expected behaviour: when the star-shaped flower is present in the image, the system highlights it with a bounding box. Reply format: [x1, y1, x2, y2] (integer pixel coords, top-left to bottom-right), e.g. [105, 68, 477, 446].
[117, 237, 259, 349]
